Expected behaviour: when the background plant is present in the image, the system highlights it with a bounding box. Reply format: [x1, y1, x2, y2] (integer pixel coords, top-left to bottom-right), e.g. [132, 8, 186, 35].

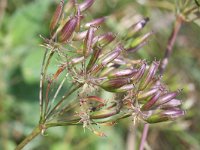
[0, 0, 200, 150]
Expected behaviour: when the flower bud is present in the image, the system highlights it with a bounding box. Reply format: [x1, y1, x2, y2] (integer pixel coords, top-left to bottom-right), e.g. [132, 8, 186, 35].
[141, 90, 162, 111]
[83, 26, 95, 57]
[59, 17, 78, 43]
[100, 78, 131, 92]
[50, 0, 64, 34]
[79, 0, 94, 11]
[84, 17, 106, 28]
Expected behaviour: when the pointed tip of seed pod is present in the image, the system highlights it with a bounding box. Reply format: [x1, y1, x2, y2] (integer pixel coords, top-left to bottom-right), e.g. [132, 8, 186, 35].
[79, 0, 95, 11]
[84, 17, 106, 28]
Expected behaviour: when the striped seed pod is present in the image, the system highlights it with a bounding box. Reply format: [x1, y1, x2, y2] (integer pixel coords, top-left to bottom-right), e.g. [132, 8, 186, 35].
[59, 16, 78, 43]
[50, 0, 64, 34]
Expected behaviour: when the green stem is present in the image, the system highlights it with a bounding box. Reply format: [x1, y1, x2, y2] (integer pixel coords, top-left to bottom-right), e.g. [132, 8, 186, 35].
[15, 126, 41, 150]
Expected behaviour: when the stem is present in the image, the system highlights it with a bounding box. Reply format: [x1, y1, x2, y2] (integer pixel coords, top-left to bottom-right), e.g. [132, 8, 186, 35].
[139, 124, 149, 150]
[160, 15, 183, 74]
[15, 125, 41, 150]
[139, 14, 183, 150]
[39, 49, 48, 122]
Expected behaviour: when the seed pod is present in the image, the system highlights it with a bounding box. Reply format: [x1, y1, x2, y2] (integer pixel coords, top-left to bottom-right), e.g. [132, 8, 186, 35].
[83, 26, 95, 57]
[126, 41, 148, 53]
[84, 17, 106, 28]
[100, 78, 131, 92]
[112, 84, 134, 93]
[141, 90, 162, 111]
[84, 96, 106, 104]
[145, 109, 185, 123]
[127, 31, 153, 50]
[113, 58, 126, 65]
[73, 28, 98, 41]
[131, 61, 146, 82]
[86, 46, 102, 71]
[160, 99, 182, 109]
[138, 87, 160, 101]
[50, 0, 64, 34]
[59, 17, 78, 43]
[79, 0, 94, 11]
[154, 91, 178, 107]
[98, 66, 116, 77]
[138, 61, 160, 90]
[127, 17, 149, 37]
[95, 32, 116, 47]
[107, 69, 138, 79]
[75, 5, 81, 32]
[101, 44, 124, 66]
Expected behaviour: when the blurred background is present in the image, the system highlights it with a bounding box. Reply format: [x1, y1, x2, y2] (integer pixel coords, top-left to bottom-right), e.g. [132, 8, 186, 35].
[0, 0, 200, 149]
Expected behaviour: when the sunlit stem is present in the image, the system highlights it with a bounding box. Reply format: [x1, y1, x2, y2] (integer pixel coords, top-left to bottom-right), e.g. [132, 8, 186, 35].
[39, 49, 48, 123]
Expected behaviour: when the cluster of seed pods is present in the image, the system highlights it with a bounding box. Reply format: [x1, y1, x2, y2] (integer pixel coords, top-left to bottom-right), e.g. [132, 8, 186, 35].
[43, 0, 185, 133]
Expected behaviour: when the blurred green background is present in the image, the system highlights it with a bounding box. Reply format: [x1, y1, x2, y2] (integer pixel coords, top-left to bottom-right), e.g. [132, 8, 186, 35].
[0, 0, 200, 149]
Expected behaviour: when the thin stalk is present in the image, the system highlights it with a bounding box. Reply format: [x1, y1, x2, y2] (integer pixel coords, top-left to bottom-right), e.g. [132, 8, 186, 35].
[15, 126, 41, 150]
[139, 14, 183, 150]
[45, 83, 83, 120]
[139, 124, 149, 150]
[44, 50, 55, 114]
[47, 73, 68, 113]
[39, 49, 48, 122]
[159, 15, 183, 74]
